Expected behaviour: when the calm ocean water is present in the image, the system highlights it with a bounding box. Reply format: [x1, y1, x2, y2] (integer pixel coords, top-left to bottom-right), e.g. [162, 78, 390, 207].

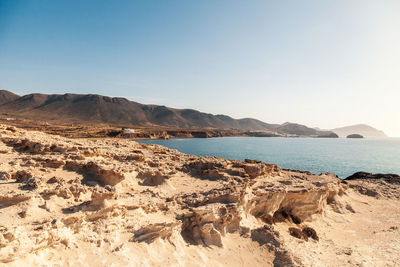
[139, 137, 400, 178]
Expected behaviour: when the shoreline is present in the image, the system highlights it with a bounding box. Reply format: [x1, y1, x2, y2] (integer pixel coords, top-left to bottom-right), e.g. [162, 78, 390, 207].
[138, 137, 400, 179]
[0, 117, 339, 139]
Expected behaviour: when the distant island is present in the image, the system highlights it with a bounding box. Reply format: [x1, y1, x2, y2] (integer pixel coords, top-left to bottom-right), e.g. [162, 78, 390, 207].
[347, 134, 364, 139]
[332, 124, 386, 138]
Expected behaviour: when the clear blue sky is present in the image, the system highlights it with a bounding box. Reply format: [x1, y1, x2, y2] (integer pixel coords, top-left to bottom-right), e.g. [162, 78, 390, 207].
[1, 0, 399, 136]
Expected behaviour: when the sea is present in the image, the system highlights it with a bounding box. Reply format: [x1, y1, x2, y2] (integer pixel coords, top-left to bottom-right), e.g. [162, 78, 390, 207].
[138, 137, 400, 178]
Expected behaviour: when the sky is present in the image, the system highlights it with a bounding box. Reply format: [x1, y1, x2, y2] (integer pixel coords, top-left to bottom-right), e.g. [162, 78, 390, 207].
[0, 0, 399, 136]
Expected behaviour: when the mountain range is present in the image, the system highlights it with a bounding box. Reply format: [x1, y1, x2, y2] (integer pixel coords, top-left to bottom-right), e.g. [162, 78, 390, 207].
[0, 90, 384, 137]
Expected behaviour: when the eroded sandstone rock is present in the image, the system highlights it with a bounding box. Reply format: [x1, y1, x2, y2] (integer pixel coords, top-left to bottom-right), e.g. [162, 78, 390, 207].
[248, 183, 345, 224]
[131, 223, 177, 243]
[176, 183, 245, 207]
[183, 158, 230, 180]
[0, 172, 10, 181]
[137, 170, 170, 186]
[65, 161, 124, 186]
[0, 194, 31, 208]
[2, 138, 69, 154]
[181, 206, 241, 247]
[12, 170, 33, 182]
[89, 187, 115, 209]
[289, 226, 319, 241]
[43, 159, 64, 168]
[183, 158, 281, 181]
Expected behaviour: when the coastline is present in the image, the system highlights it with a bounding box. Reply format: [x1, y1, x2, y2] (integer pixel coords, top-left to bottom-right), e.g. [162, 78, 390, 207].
[0, 118, 339, 140]
[138, 136, 400, 179]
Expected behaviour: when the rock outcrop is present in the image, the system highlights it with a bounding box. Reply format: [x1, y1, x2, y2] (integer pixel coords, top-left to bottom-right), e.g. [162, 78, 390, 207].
[344, 172, 400, 199]
[132, 223, 177, 243]
[65, 161, 125, 186]
[181, 206, 241, 247]
[0, 124, 399, 266]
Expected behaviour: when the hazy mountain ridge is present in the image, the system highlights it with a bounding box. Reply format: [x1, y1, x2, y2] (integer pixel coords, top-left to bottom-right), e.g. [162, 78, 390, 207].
[332, 124, 387, 137]
[0, 90, 335, 136]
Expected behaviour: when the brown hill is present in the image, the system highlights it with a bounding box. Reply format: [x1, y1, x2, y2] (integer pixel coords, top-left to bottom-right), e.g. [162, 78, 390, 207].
[277, 122, 338, 137]
[0, 90, 19, 105]
[0, 91, 335, 136]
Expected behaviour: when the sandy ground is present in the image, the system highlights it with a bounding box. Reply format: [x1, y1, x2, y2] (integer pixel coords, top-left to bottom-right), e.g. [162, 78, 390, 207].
[0, 124, 399, 266]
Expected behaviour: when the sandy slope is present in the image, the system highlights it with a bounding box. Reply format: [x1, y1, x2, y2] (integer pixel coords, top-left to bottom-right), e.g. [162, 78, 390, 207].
[0, 124, 399, 266]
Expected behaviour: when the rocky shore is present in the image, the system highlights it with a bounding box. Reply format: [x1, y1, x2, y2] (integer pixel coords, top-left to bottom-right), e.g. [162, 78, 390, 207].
[0, 124, 398, 266]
